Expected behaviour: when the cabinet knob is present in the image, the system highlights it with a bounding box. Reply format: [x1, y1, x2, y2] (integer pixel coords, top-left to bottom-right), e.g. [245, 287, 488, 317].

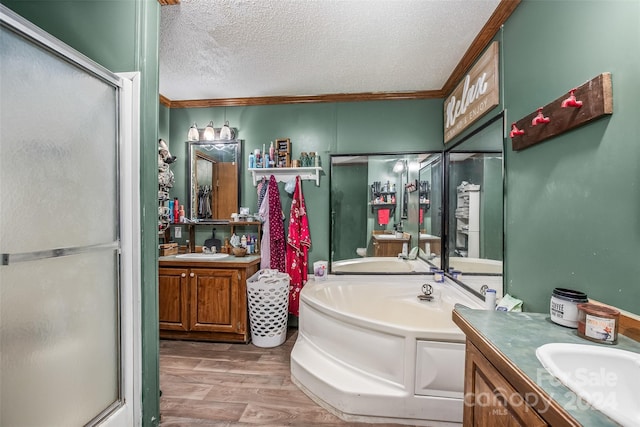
[181, 273, 186, 278]
[190, 272, 195, 278]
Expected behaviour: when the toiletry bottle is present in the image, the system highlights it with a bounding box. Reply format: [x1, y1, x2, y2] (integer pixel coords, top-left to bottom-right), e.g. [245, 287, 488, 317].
[264, 154, 270, 168]
[254, 148, 261, 168]
[168, 200, 174, 223]
[269, 141, 275, 161]
[173, 198, 179, 223]
[179, 205, 185, 223]
[485, 289, 496, 310]
[248, 152, 255, 168]
[241, 235, 247, 248]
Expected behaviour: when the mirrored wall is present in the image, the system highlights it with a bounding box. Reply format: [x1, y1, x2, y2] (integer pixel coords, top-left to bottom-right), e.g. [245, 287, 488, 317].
[330, 152, 438, 273]
[436, 116, 504, 294]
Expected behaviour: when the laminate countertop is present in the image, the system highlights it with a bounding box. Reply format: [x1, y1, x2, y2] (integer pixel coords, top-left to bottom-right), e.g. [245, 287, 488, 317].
[453, 304, 640, 427]
[159, 254, 261, 268]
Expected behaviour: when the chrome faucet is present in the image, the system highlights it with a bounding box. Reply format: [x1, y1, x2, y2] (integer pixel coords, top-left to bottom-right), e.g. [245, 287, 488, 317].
[480, 284, 489, 295]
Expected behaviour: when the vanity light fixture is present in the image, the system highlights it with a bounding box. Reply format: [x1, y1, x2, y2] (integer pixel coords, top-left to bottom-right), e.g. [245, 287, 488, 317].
[203, 121, 215, 141]
[187, 123, 199, 141]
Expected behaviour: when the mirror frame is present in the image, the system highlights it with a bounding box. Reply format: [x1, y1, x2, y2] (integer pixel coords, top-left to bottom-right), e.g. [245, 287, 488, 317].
[187, 140, 242, 222]
[417, 154, 443, 258]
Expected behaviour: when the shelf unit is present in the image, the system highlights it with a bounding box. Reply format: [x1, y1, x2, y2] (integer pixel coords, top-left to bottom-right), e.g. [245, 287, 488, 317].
[248, 166, 323, 186]
[455, 183, 480, 258]
[163, 221, 261, 254]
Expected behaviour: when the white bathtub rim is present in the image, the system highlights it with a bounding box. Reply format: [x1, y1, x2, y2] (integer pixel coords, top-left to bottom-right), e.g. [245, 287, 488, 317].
[301, 275, 483, 339]
[332, 257, 432, 273]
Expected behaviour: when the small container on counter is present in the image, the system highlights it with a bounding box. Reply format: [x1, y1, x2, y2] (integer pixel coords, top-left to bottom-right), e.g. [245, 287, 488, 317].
[484, 289, 496, 311]
[433, 269, 444, 283]
[550, 287, 588, 328]
[577, 303, 620, 345]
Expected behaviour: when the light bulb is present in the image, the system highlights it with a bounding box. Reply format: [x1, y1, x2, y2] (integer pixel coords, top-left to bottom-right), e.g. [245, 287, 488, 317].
[203, 121, 215, 141]
[220, 121, 232, 140]
[187, 123, 199, 141]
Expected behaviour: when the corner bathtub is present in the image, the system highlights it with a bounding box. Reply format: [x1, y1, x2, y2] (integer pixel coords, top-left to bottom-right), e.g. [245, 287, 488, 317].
[290, 275, 484, 426]
[332, 257, 431, 273]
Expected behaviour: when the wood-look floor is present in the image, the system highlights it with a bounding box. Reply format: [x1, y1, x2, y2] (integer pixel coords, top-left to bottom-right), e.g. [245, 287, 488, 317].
[159, 329, 416, 426]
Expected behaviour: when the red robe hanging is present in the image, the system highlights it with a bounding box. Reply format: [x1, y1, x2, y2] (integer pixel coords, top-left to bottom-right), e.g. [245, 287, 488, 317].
[286, 176, 311, 316]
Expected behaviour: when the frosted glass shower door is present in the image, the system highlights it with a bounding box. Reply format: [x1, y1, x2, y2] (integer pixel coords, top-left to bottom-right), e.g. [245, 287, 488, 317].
[0, 6, 139, 426]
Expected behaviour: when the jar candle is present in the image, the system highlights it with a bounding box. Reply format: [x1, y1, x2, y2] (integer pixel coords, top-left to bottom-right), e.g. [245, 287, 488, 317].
[577, 303, 620, 344]
[550, 287, 588, 328]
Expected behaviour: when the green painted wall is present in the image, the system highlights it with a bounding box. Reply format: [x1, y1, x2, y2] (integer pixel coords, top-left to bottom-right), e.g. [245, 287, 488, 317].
[2, 1, 162, 425]
[331, 162, 368, 260]
[502, 0, 640, 313]
[166, 99, 443, 269]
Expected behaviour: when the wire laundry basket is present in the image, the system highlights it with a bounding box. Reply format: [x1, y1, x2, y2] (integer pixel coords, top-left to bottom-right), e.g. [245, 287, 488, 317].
[246, 269, 290, 347]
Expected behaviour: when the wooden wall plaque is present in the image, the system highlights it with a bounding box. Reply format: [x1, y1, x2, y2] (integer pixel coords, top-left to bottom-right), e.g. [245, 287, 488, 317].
[276, 138, 291, 167]
[444, 41, 500, 144]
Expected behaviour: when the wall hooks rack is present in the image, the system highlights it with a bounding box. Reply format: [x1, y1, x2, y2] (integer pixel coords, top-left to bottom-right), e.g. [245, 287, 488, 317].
[511, 72, 612, 151]
[561, 88, 583, 108]
[509, 122, 525, 138]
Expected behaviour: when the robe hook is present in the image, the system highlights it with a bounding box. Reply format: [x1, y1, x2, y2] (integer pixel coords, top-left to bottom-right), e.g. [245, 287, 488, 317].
[531, 107, 550, 126]
[561, 88, 583, 108]
[509, 123, 525, 138]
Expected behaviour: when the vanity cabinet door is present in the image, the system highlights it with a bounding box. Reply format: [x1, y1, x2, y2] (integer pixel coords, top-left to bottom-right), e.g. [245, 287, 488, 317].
[464, 341, 547, 427]
[373, 239, 408, 257]
[188, 268, 240, 333]
[158, 267, 190, 331]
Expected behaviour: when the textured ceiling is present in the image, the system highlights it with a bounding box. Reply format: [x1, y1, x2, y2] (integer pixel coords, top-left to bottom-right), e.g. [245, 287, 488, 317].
[159, 0, 502, 101]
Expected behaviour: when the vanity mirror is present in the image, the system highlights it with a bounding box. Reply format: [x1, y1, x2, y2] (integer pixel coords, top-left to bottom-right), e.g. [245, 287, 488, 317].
[330, 152, 436, 273]
[187, 140, 241, 221]
[436, 116, 504, 292]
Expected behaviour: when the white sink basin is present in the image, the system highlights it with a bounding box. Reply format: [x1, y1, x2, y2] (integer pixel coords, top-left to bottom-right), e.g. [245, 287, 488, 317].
[175, 253, 229, 260]
[536, 343, 640, 427]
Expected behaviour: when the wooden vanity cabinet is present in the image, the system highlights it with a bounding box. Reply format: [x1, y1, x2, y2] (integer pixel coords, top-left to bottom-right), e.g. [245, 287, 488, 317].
[159, 258, 259, 343]
[464, 341, 547, 426]
[453, 310, 581, 427]
[372, 234, 411, 257]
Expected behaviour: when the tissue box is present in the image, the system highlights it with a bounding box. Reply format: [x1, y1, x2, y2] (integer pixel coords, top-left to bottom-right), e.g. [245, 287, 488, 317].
[313, 261, 328, 281]
[159, 243, 178, 256]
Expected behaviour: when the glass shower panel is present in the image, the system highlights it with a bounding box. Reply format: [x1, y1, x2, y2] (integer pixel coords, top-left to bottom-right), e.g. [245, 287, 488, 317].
[0, 27, 117, 254]
[0, 19, 121, 426]
[0, 251, 119, 426]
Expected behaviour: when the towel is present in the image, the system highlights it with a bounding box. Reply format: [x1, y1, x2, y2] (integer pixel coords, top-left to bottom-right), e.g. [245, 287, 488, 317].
[259, 184, 271, 269]
[377, 208, 390, 225]
[419, 208, 423, 224]
[286, 176, 311, 316]
[267, 175, 286, 272]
